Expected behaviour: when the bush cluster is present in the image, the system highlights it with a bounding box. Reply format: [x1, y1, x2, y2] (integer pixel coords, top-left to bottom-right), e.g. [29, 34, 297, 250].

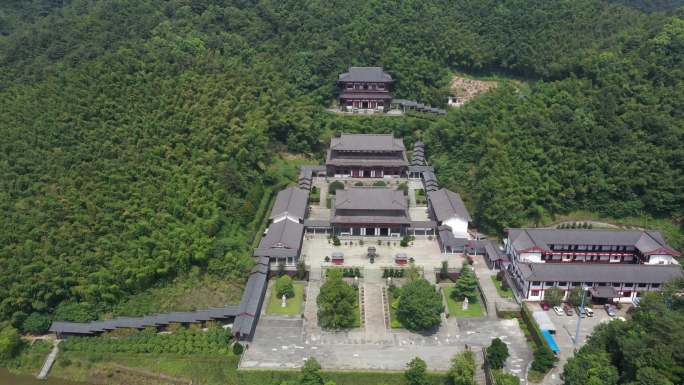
[61, 329, 232, 356]
[383, 269, 405, 278]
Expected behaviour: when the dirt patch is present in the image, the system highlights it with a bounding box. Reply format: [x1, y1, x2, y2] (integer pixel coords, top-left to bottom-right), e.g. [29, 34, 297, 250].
[449, 75, 498, 106]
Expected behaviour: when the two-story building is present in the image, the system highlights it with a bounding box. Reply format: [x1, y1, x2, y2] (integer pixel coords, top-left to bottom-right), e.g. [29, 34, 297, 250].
[326, 133, 409, 178]
[505, 228, 682, 303]
[338, 67, 393, 111]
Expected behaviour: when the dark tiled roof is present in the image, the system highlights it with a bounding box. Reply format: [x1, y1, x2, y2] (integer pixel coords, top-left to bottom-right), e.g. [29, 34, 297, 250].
[331, 215, 411, 225]
[507, 228, 680, 256]
[270, 187, 309, 222]
[438, 227, 469, 249]
[232, 266, 268, 340]
[330, 134, 405, 152]
[335, 188, 407, 211]
[339, 67, 392, 83]
[428, 188, 472, 222]
[303, 219, 331, 227]
[517, 262, 683, 284]
[256, 220, 304, 252]
[48, 305, 242, 335]
[408, 165, 434, 173]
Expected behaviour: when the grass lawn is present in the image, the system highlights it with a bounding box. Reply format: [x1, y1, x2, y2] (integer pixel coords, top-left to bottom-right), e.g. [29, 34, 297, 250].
[267, 283, 305, 315]
[387, 290, 404, 329]
[490, 276, 513, 298]
[112, 274, 244, 317]
[443, 287, 485, 317]
[52, 351, 241, 385]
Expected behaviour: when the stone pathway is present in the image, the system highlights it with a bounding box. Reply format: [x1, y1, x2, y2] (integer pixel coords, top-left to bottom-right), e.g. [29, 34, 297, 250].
[472, 258, 518, 319]
[37, 339, 60, 380]
[363, 283, 389, 341]
[303, 279, 321, 335]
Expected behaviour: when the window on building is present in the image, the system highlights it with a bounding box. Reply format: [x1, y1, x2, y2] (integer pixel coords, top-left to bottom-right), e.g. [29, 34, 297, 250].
[624, 283, 633, 287]
[622, 291, 631, 297]
[531, 281, 541, 286]
[545, 281, 554, 286]
[598, 282, 607, 287]
[638, 283, 647, 288]
[612, 282, 621, 287]
[377, 84, 384, 90]
[651, 283, 660, 288]
[558, 282, 567, 286]
[572, 282, 581, 287]
[531, 290, 540, 297]
[585, 282, 593, 286]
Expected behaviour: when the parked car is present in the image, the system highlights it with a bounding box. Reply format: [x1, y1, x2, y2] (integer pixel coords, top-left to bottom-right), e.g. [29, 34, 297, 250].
[540, 301, 550, 311]
[563, 305, 574, 316]
[576, 307, 586, 318]
[584, 307, 594, 317]
[553, 306, 564, 316]
[604, 304, 617, 317]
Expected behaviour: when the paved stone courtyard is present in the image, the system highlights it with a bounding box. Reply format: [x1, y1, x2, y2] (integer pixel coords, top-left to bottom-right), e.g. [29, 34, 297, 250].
[241, 269, 533, 381]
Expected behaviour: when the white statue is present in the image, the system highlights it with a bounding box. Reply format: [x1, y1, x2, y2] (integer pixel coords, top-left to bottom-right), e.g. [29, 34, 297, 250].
[281, 294, 287, 308]
[462, 297, 469, 311]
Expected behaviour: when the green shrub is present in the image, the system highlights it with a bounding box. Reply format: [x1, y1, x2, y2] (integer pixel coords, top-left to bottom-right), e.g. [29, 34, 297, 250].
[372, 180, 386, 187]
[354, 181, 364, 186]
[22, 313, 51, 334]
[232, 342, 244, 355]
[54, 302, 97, 322]
[0, 326, 22, 360]
[486, 338, 509, 369]
[531, 346, 557, 373]
[328, 181, 344, 195]
[276, 275, 295, 298]
[396, 279, 443, 331]
[332, 235, 340, 246]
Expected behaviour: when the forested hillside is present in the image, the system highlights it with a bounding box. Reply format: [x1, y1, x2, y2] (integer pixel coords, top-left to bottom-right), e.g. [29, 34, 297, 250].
[1, 0, 682, 328]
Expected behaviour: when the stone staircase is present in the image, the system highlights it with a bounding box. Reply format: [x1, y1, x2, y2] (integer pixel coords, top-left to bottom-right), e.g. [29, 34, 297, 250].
[474, 348, 486, 385]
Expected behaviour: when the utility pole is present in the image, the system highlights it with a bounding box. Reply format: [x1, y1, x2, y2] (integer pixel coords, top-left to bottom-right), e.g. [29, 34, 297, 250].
[573, 286, 587, 347]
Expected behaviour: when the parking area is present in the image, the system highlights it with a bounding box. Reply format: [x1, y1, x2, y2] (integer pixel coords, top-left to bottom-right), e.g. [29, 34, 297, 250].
[529, 302, 629, 384]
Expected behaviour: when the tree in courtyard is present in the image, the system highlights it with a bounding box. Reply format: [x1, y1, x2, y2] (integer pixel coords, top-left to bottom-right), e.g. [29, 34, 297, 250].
[300, 357, 324, 385]
[440, 260, 449, 281]
[447, 349, 476, 385]
[332, 235, 340, 246]
[543, 288, 564, 307]
[0, 326, 22, 360]
[296, 260, 307, 280]
[328, 181, 344, 195]
[22, 312, 51, 334]
[317, 271, 357, 329]
[276, 275, 295, 298]
[396, 278, 443, 331]
[405, 357, 430, 385]
[397, 182, 409, 195]
[567, 287, 586, 307]
[486, 337, 509, 369]
[452, 263, 479, 303]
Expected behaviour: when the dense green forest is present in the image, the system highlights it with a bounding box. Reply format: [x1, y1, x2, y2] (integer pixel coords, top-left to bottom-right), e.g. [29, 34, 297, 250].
[563, 279, 684, 385]
[0, 0, 682, 331]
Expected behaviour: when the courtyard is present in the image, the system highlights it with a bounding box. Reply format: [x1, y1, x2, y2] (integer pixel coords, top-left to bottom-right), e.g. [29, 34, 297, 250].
[300, 237, 452, 280]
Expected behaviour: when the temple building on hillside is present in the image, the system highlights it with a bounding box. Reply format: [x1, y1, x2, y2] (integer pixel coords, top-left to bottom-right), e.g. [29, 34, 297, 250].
[505, 228, 683, 303]
[331, 188, 410, 237]
[326, 133, 408, 177]
[338, 67, 393, 111]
